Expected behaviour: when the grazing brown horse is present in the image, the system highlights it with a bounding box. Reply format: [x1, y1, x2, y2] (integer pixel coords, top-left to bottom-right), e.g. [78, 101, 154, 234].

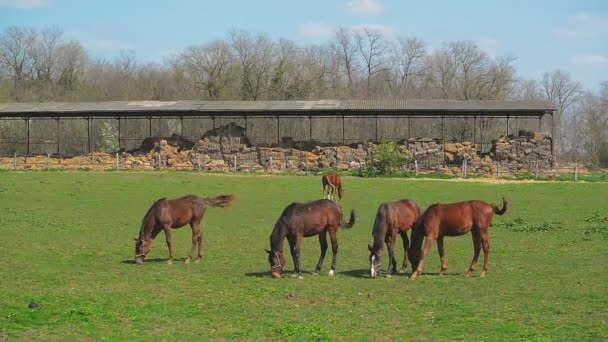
[408, 198, 509, 278]
[134, 194, 234, 265]
[368, 199, 420, 277]
[266, 199, 356, 278]
[322, 173, 343, 201]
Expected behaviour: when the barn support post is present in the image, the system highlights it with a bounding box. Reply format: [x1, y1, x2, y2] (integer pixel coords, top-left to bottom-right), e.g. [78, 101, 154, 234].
[342, 114, 345, 144]
[148, 116, 152, 137]
[56, 117, 60, 155]
[506, 115, 509, 136]
[116, 116, 122, 151]
[309, 115, 312, 141]
[473, 115, 477, 156]
[408, 116, 411, 140]
[515, 116, 519, 135]
[441, 115, 445, 166]
[24, 117, 30, 155]
[538, 116, 542, 132]
[276, 115, 280, 145]
[375, 115, 378, 142]
[551, 112, 555, 168]
[180, 116, 184, 136]
[86, 116, 91, 153]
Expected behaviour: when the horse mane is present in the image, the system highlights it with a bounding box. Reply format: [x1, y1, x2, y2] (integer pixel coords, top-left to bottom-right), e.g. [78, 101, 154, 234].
[269, 203, 297, 251]
[138, 198, 166, 239]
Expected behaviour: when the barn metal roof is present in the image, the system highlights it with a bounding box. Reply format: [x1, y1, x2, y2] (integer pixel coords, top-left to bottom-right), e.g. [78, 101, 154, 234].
[0, 99, 556, 118]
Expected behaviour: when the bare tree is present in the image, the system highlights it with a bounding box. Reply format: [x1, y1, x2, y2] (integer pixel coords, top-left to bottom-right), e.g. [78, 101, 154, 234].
[230, 31, 274, 100]
[56, 40, 87, 95]
[390, 36, 426, 98]
[0, 27, 37, 98]
[355, 28, 390, 99]
[179, 40, 234, 99]
[428, 44, 456, 99]
[332, 27, 358, 98]
[541, 69, 583, 159]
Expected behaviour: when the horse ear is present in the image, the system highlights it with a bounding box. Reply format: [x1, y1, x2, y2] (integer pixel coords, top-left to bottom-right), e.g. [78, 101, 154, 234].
[368, 244, 373, 252]
[265, 249, 271, 254]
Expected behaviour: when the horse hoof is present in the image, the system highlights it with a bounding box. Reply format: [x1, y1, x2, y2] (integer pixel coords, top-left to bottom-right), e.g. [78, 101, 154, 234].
[386, 274, 391, 278]
[312, 272, 319, 276]
[298, 275, 304, 280]
[184, 258, 191, 264]
[291, 273, 298, 278]
[167, 260, 173, 265]
[328, 270, 335, 276]
[465, 272, 472, 277]
[480, 272, 487, 278]
[398, 269, 406, 274]
[194, 259, 200, 264]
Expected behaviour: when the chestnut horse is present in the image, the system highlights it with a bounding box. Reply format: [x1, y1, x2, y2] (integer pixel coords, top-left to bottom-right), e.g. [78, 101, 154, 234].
[368, 199, 420, 277]
[134, 194, 234, 265]
[322, 173, 343, 200]
[408, 198, 509, 278]
[266, 199, 356, 278]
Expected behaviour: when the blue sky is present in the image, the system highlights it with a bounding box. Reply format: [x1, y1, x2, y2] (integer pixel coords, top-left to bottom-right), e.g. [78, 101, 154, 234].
[1, 0, 606, 90]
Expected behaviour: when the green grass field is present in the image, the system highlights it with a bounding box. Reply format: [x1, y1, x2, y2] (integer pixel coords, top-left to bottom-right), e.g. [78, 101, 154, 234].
[1, 172, 607, 341]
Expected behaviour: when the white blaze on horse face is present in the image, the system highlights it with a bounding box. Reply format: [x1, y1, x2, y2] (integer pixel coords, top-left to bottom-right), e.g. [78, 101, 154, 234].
[370, 255, 376, 277]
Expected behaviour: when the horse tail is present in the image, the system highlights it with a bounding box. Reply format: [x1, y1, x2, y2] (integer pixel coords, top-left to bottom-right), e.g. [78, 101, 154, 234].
[340, 208, 356, 229]
[492, 197, 510, 216]
[200, 194, 235, 208]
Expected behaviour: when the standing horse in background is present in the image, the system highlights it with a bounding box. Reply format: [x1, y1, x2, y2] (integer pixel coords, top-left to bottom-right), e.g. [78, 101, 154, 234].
[322, 173, 344, 201]
[266, 199, 356, 278]
[368, 199, 420, 277]
[134, 194, 234, 265]
[408, 198, 509, 278]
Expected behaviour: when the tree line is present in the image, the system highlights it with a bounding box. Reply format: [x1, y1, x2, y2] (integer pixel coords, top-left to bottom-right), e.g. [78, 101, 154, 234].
[0, 26, 606, 166]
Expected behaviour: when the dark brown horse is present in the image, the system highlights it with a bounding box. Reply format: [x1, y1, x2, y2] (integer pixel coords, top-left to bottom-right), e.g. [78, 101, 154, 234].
[408, 198, 509, 278]
[322, 173, 344, 201]
[266, 199, 356, 278]
[368, 199, 420, 277]
[134, 194, 234, 265]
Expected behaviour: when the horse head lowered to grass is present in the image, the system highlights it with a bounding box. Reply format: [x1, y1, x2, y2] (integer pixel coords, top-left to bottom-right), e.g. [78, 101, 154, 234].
[266, 199, 356, 278]
[134, 194, 234, 265]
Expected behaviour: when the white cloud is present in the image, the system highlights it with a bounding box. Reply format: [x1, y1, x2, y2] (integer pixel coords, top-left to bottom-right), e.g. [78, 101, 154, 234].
[350, 24, 396, 39]
[0, 0, 48, 8]
[347, 0, 383, 16]
[555, 13, 608, 40]
[297, 22, 336, 39]
[572, 54, 608, 66]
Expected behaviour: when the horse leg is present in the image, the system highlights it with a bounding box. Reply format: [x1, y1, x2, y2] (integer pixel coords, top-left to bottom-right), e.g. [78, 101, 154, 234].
[185, 221, 201, 264]
[385, 233, 397, 276]
[437, 237, 447, 276]
[314, 231, 328, 273]
[480, 230, 490, 278]
[466, 230, 482, 277]
[294, 236, 303, 279]
[287, 236, 297, 275]
[328, 229, 339, 276]
[411, 236, 434, 279]
[163, 225, 174, 265]
[400, 231, 409, 273]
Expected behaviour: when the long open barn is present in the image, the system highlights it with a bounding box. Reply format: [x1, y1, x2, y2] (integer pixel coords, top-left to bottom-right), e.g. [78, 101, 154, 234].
[0, 99, 556, 157]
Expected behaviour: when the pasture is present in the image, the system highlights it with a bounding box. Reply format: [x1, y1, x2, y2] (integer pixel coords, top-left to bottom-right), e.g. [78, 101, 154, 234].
[0, 172, 607, 341]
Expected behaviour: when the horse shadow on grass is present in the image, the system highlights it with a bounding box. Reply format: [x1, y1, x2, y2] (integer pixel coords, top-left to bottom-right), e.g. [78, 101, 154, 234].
[121, 257, 188, 265]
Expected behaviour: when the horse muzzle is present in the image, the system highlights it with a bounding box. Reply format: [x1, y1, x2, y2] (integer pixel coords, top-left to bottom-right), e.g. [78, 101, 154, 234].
[271, 272, 281, 278]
